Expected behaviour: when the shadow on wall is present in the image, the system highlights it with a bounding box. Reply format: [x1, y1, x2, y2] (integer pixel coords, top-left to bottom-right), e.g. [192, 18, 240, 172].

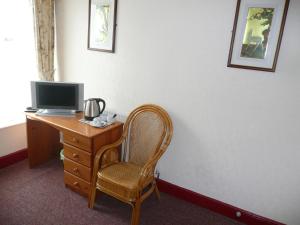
[0, 123, 27, 157]
[156, 112, 218, 190]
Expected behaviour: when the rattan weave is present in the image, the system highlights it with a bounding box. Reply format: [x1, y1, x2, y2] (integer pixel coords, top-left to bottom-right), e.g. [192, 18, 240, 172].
[89, 104, 173, 225]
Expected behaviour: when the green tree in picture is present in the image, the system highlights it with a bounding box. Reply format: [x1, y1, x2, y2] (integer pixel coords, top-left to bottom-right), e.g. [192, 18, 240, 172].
[250, 8, 274, 56]
[250, 8, 274, 28]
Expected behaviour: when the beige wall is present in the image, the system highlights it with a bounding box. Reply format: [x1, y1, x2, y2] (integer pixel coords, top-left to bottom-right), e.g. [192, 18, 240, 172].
[55, 0, 300, 224]
[0, 123, 27, 157]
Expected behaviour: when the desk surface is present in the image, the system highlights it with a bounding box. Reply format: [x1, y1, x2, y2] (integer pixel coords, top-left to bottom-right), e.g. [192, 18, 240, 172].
[25, 112, 123, 138]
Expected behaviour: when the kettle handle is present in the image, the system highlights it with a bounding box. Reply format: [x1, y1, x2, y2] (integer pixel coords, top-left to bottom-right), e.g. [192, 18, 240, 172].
[95, 98, 106, 114]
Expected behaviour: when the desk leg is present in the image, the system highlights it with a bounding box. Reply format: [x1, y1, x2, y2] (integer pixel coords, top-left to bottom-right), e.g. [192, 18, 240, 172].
[26, 118, 61, 168]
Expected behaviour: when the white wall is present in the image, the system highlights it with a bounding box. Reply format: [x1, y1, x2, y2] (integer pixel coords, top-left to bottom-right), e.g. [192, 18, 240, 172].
[0, 124, 27, 157]
[55, 0, 300, 224]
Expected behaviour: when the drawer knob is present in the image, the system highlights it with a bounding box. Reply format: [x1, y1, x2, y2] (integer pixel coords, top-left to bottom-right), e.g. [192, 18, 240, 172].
[72, 153, 79, 158]
[73, 181, 79, 187]
[73, 167, 79, 173]
[72, 137, 78, 143]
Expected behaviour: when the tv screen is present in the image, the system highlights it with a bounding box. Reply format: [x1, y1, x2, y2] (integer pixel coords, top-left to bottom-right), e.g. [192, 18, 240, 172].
[31, 81, 84, 113]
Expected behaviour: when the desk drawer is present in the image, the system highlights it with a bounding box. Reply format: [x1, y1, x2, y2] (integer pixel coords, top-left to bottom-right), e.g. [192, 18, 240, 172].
[64, 158, 91, 182]
[64, 131, 92, 152]
[64, 171, 90, 196]
[64, 143, 91, 167]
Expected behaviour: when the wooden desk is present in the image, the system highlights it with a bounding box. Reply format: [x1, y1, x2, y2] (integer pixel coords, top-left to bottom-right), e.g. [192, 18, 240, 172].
[26, 112, 123, 197]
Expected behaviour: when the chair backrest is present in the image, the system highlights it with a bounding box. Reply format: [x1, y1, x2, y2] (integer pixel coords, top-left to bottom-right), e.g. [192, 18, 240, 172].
[122, 104, 173, 167]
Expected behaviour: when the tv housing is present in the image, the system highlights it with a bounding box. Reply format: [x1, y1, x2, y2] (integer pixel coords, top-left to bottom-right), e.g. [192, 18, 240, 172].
[31, 81, 84, 116]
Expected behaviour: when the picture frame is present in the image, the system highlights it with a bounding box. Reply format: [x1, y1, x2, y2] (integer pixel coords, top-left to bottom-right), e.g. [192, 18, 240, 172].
[88, 0, 117, 53]
[227, 0, 289, 72]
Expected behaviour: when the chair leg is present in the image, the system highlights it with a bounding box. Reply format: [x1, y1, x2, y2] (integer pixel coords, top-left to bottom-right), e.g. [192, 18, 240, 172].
[155, 184, 161, 200]
[88, 188, 97, 209]
[131, 199, 141, 225]
[131, 205, 136, 225]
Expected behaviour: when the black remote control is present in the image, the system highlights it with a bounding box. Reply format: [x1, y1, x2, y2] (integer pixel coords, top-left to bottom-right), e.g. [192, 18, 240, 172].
[25, 107, 37, 112]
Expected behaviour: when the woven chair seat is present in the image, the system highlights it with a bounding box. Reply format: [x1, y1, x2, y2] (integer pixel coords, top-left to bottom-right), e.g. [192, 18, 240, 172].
[89, 104, 173, 225]
[97, 162, 153, 201]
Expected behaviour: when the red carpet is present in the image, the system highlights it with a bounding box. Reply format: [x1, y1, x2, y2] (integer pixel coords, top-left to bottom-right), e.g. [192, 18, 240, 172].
[0, 159, 245, 225]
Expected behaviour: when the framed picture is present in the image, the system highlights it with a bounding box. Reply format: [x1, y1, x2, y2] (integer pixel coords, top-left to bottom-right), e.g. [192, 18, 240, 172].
[227, 0, 289, 72]
[88, 0, 117, 52]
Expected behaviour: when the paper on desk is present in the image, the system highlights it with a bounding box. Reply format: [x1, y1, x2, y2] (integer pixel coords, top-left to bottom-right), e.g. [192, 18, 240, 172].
[79, 111, 116, 128]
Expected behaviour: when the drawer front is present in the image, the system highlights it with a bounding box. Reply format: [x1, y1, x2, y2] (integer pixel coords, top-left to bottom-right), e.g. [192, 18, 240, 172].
[64, 171, 90, 196]
[64, 158, 91, 182]
[64, 143, 91, 167]
[64, 131, 92, 152]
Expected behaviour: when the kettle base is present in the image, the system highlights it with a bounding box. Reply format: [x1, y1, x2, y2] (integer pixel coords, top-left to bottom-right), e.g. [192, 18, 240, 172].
[84, 116, 95, 121]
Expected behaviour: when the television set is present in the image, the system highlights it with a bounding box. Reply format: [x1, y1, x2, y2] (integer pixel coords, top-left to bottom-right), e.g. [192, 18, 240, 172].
[31, 81, 84, 116]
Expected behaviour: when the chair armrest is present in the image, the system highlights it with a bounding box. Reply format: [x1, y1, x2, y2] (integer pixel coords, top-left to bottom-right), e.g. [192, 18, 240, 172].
[138, 146, 167, 187]
[138, 159, 158, 187]
[91, 137, 124, 187]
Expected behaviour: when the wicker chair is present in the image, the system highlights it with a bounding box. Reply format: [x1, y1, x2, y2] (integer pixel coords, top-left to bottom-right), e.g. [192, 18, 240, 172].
[88, 104, 173, 225]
